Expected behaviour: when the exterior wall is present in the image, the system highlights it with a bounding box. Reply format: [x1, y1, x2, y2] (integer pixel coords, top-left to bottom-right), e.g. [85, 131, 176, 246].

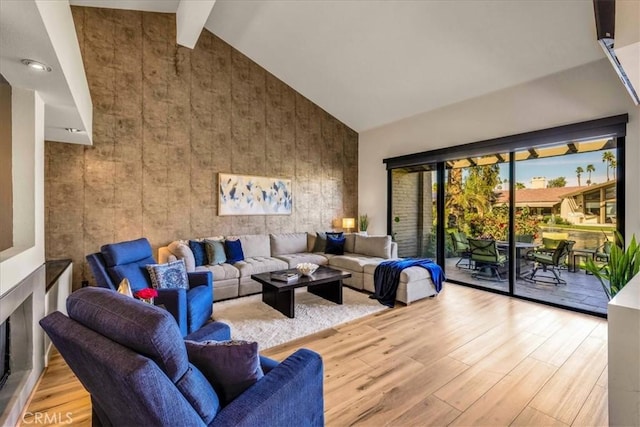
[45, 8, 358, 289]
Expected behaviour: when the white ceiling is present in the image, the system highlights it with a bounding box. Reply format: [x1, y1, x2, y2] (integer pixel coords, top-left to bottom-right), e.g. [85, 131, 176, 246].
[74, 0, 605, 132]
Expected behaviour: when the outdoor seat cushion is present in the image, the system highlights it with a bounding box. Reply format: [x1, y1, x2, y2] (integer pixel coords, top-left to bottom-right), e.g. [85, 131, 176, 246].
[234, 257, 288, 277]
[532, 253, 553, 264]
[195, 264, 239, 281]
[275, 253, 329, 268]
[473, 253, 507, 264]
[328, 254, 384, 273]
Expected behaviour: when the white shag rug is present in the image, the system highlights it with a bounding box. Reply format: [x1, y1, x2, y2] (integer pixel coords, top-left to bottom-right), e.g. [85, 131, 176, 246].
[212, 288, 388, 350]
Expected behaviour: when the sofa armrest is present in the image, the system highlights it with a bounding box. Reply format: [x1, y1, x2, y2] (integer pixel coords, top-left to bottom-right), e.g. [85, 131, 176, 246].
[212, 348, 324, 427]
[157, 246, 176, 263]
[184, 321, 231, 342]
[187, 271, 212, 290]
[155, 288, 188, 337]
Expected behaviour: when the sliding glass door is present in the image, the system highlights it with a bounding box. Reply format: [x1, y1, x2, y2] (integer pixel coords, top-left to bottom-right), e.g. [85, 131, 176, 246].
[384, 115, 627, 317]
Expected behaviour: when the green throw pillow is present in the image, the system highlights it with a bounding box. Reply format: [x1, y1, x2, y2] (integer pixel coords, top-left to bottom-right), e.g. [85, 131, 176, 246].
[205, 239, 227, 265]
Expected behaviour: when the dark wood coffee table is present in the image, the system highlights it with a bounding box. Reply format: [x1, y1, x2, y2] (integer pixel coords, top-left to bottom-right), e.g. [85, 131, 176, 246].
[251, 266, 351, 318]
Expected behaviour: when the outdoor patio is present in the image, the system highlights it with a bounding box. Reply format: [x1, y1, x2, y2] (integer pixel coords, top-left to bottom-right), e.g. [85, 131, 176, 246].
[444, 257, 609, 315]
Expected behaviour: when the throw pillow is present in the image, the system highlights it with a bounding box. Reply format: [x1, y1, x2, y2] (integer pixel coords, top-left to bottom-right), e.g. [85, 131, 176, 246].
[224, 239, 245, 264]
[204, 239, 227, 265]
[117, 278, 133, 297]
[313, 231, 344, 252]
[146, 259, 189, 290]
[189, 240, 207, 267]
[325, 234, 346, 255]
[185, 340, 264, 405]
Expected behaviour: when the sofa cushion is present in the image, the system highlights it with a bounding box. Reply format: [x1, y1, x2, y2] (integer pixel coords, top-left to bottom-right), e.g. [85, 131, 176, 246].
[195, 263, 240, 281]
[363, 263, 431, 282]
[188, 240, 206, 267]
[235, 234, 271, 258]
[185, 340, 264, 406]
[354, 235, 392, 259]
[325, 235, 346, 255]
[146, 259, 190, 290]
[344, 233, 356, 253]
[165, 241, 195, 271]
[234, 257, 288, 277]
[270, 233, 308, 256]
[274, 253, 329, 268]
[329, 255, 384, 273]
[204, 239, 227, 265]
[224, 239, 245, 264]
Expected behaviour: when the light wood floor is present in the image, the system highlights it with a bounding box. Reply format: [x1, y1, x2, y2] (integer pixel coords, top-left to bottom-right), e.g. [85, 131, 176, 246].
[22, 283, 608, 426]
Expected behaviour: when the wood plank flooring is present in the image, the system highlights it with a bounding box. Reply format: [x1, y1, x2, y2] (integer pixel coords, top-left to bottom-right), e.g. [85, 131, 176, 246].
[21, 284, 607, 426]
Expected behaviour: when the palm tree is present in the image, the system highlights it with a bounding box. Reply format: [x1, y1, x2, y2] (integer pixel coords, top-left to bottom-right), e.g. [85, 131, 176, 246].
[602, 151, 615, 181]
[611, 159, 617, 180]
[586, 164, 595, 185]
[576, 166, 584, 186]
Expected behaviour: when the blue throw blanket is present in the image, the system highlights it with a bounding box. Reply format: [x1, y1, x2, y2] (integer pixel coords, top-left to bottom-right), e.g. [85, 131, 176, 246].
[370, 258, 445, 307]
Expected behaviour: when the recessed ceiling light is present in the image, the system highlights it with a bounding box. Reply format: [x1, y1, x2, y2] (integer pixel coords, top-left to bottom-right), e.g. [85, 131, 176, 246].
[21, 59, 52, 72]
[65, 128, 82, 133]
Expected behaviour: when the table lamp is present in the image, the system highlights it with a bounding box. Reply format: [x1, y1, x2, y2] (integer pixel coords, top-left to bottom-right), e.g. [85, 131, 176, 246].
[342, 217, 355, 233]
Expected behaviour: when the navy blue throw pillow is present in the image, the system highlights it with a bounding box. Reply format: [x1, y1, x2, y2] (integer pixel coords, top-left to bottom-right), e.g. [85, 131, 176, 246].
[325, 235, 346, 255]
[189, 240, 207, 267]
[224, 239, 245, 264]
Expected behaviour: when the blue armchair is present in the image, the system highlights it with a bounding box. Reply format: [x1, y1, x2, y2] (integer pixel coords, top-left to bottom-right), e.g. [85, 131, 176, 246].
[40, 288, 324, 426]
[86, 237, 213, 336]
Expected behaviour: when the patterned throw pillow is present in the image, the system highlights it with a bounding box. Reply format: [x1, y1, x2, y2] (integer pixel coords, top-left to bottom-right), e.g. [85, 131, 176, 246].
[189, 240, 207, 267]
[224, 239, 245, 264]
[204, 239, 227, 265]
[146, 259, 189, 289]
[185, 340, 264, 405]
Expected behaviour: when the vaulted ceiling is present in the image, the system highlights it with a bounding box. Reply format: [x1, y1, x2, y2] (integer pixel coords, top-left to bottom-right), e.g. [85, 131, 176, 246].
[29, 0, 610, 133]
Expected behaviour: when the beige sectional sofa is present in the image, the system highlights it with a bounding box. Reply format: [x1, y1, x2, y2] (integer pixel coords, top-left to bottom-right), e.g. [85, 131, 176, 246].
[158, 232, 439, 305]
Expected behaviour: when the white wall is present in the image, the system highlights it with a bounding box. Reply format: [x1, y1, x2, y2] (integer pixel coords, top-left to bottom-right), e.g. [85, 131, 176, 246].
[359, 59, 640, 239]
[0, 88, 45, 296]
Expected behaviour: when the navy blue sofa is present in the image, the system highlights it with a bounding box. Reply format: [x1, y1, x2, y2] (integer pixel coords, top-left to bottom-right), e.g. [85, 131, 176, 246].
[86, 237, 213, 336]
[40, 287, 325, 426]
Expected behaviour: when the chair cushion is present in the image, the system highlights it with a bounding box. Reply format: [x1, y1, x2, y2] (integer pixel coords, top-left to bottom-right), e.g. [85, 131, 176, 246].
[109, 262, 154, 293]
[205, 239, 227, 265]
[225, 239, 245, 264]
[147, 260, 190, 290]
[188, 240, 207, 267]
[101, 238, 153, 267]
[185, 340, 264, 406]
[66, 287, 189, 383]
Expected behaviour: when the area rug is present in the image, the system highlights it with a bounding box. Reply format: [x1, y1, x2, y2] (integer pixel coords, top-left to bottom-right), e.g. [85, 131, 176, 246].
[212, 288, 388, 350]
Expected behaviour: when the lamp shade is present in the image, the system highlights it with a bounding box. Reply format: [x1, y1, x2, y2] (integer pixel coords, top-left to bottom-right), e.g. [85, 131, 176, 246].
[342, 218, 355, 229]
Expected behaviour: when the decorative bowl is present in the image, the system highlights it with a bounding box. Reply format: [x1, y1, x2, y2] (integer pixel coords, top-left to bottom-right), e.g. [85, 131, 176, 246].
[296, 263, 319, 277]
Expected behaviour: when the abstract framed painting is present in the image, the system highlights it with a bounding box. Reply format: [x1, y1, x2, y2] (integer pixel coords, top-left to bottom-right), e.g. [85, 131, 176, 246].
[218, 173, 293, 216]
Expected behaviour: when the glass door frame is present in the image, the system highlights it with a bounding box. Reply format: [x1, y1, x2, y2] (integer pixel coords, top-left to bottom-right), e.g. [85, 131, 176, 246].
[384, 114, 628, 318]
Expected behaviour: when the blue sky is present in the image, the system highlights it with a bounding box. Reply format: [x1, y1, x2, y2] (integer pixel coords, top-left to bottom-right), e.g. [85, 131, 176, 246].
[500, 150, 615, 188]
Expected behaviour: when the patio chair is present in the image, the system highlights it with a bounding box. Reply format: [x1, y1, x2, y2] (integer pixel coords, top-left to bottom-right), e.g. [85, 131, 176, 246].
[595, 241, 612, 263]
[468, 238, 507, 281]
[526, 239, 575, 285]
[450, 231, 472, 269]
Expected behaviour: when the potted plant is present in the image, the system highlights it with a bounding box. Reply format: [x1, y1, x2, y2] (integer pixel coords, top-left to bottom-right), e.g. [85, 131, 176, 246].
[358, 214, 369, 234]
[584, 231, 640, 300]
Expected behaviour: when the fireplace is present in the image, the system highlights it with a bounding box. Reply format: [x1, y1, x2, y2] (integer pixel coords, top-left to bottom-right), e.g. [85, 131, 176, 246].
[0, 319, 9, 390]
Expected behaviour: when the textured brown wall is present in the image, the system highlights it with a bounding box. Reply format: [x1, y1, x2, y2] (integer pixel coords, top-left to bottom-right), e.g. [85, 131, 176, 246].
[45, 7, 358, 288]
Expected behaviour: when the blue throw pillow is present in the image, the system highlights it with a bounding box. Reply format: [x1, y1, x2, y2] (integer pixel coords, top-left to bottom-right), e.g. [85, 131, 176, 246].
[325, 235, 346, 255]
[313, 231, 344, 252]
[185, 340, 264, 406]
[224, 239, 244, 264]
[189, 240, 207, 267]
[205, 239, 227, 265]
[146, 259, 189, 289]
